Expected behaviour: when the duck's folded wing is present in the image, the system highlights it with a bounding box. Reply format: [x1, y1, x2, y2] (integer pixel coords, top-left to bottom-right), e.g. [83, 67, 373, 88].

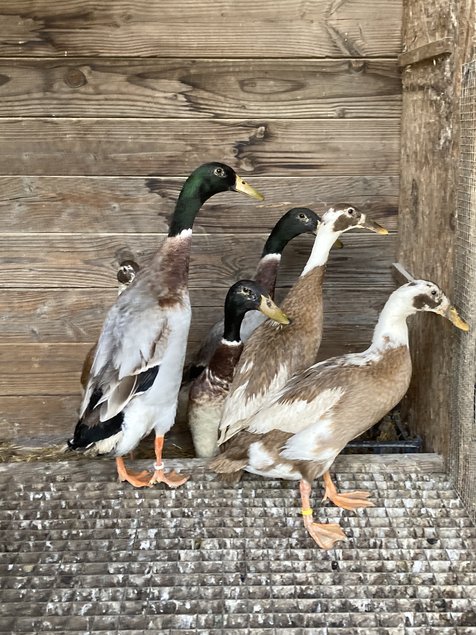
[80, 296, 170, 421]
[220, 364, 345, 443]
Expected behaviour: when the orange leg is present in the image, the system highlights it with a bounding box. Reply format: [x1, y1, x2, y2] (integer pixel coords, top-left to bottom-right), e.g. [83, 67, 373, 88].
[322, 471, 375, 511]
[148, 436, 189, 488]
[299, 479, 346, 550]
[116, 457, 150, 488]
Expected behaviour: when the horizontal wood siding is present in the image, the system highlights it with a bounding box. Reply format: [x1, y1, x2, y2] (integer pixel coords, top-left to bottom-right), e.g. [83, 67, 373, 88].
[0, 1, 402, 58]
[0, 0, 402, 446]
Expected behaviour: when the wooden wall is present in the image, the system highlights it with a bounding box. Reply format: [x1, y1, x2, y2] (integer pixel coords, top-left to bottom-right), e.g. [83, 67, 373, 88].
[398, 0, 475, 455]
[0, 1, 402, 447]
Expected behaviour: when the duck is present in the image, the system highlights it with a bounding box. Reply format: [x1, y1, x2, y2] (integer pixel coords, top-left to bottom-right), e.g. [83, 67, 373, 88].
[185, 207, 321, 382]
[80, 259, 140, 390]
[188, 279, 290, 458]
[68, 162, 264, 488]
[216, 206, 388, 450]
[210, 280, 469, 549]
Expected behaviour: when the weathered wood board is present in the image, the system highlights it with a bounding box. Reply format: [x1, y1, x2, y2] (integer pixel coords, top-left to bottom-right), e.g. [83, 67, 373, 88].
[398, 0, 475, 456]
[0, 286, 392, 343]
[0, 1, 402, 58]
[0, 175, 399, 233]
[0, 232, 396, 288]
[0, 118, 400, 176]
[0, 58, 401, 119]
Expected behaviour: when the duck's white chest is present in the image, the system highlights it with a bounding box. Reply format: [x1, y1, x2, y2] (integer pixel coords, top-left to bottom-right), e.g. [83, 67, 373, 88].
[115, 301, 192, 455]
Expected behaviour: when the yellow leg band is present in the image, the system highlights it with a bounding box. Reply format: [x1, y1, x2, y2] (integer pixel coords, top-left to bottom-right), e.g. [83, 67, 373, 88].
[301, 508, 313, 516]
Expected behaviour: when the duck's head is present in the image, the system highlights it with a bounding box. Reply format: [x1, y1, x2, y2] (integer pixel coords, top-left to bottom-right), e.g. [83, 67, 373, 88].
[226, 280, 290, 325]
[189, 162, 264, 202]
[263, 208, 319, 256]
[322, 205, 388, 235]
[117, 259, 140, 286]
[402, 279, 469, 331]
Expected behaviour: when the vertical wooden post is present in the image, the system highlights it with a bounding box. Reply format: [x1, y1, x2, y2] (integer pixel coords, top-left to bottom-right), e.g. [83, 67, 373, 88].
[398, 1, 475, 455]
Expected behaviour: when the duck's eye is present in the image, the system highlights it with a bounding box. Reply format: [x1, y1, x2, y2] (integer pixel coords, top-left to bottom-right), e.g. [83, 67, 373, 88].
[347, 207, 355, 216]
[214, 167, 226, 178]
[243, 287, 252, 296]
[431, 290, 437, 296]
[298, 212, 307, 220]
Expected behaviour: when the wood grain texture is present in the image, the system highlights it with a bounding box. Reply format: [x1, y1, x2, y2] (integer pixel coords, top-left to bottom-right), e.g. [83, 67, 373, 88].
[0, 286, 392, 344]
[0, 314, 383, 396]
[0, 118, 400, 176]
[0, 232, 396, 289]
[0, 58, 402, 119]
[0, 396, 77, 445]
[0, 175, 399, 234]
[0, 1, 402, 58]
[398, 0, 475, 456]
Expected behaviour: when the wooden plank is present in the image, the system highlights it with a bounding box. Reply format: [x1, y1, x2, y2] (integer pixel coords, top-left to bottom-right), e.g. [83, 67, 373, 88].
[0, 1, 402, 58]
[0, 232, 396, 289]
[0, 396, 78, 445]
[398, 0, 475, 457]
[0, 175, 399, 234]
[0, 286, 392, 344]
[0, 118, 400, 176]
[398, 38, 453, 67]
[0, 313, 382, 396]
[0, 58, 402, 119]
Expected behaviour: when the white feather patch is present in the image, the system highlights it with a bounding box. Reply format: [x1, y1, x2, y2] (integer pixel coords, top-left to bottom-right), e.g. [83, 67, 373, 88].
[247, 387, 345, 435]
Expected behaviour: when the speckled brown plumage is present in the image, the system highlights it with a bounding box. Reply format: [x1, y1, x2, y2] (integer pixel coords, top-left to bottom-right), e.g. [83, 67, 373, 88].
[211, 345, 412, 483]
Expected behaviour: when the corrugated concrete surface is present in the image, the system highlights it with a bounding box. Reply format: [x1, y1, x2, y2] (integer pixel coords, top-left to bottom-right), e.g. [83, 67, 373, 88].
[0, 455, 475, 635]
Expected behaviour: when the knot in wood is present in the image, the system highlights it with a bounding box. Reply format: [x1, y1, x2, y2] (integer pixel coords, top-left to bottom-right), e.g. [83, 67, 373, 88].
[64, 68, 87, 88]
[349, 60, 366, 74]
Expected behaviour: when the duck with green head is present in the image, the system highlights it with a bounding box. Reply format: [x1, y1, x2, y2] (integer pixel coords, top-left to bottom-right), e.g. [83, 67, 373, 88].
[68, 163, 263, 487]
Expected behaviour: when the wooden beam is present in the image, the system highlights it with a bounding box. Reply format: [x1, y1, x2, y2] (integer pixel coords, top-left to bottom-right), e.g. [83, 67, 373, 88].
[0, 58, 402, 119]
[0, 233, 397, 289]
[0, 175, 399, 234]
[0, 118, 400, 177]
[0, 1, 402, 58]
[398, 0, 475, 456]
[398, 38, 453, 67]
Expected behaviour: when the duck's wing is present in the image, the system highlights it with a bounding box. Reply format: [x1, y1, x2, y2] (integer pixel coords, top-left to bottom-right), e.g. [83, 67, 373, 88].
[220, 358, 347, 444]
[80, 287, 172, 423]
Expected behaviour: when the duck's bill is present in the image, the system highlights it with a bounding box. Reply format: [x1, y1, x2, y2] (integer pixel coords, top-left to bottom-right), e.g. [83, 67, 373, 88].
[362, 219, 389, 235]
[233, 175, 264, 201]
[258, 295, 290, 325]
[332, 238, 344, 249]
[445, 306, 470, 331]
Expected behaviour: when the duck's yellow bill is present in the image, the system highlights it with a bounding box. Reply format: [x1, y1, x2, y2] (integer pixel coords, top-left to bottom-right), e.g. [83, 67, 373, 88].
[446, 306, 470, 331]
[363, 219, 389, 235]
[234, 174, 264, 201]
[258, 295, 290, 325]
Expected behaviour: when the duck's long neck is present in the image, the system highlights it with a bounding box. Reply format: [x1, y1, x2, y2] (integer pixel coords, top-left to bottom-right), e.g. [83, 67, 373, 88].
[254, 254, 281, 298]
[168, 190, 204, 237]
[371, 292, 416, 350]
[301, 223, 339, 275]
[223, 304, 247, 344]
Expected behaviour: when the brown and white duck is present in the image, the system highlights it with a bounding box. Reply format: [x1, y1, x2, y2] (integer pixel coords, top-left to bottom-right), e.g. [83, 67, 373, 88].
[188, 279, 289, 458]
[210, 280, 469, 549]
[216, 206, 388, 448]
[68, 163, 264, 487]
[80, 259, 140, 390]
[186, 207, 320, 381]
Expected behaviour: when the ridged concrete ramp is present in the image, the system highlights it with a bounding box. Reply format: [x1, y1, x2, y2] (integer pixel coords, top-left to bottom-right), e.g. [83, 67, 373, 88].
[0, 455, 475, 634]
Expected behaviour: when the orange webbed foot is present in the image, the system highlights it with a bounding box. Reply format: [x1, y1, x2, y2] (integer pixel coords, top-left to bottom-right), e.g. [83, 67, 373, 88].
[305, 520, 347, 550]
[148, 464, 189, 488]
[116, 458, 151, 488]
[322, 471, 375, 511]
